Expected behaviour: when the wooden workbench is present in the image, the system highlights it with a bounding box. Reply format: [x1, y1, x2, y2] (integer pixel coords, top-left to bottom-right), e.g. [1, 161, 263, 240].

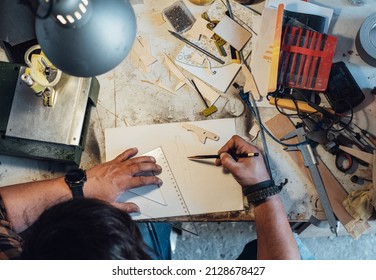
[0, 0, 375, 233]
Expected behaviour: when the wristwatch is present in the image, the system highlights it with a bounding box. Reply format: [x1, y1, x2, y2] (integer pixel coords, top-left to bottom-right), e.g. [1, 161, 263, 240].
[242, 180, 281, 204]
[64, 168, 87, 198]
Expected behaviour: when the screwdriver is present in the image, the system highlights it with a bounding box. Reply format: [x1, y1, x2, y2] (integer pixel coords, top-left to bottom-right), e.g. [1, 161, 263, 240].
[190, 79, 217, 117]
[353, 123, 376, 147]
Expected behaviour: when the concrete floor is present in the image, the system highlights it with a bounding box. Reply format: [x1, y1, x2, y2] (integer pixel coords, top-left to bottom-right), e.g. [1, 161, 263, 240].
[171, 222, 376, 260]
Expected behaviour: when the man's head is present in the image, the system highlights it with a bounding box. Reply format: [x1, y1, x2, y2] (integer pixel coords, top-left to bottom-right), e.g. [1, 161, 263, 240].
[21, 198, 151, 260]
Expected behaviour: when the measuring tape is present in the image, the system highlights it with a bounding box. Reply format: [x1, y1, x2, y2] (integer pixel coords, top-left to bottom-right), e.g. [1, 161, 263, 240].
[356, 12, 376, 67]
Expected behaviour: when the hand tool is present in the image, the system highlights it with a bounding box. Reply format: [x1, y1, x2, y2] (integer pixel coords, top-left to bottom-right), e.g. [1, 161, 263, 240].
[342, 128, 374, 154]
[305, 129, 356, 173]
[201, 12, 227, 57]
[168, 30, 225, 65]
[233, 83, 272, 177]
[281, 126, 338, 235]
[302, 116, 356, 172]
[269, 97, 335, 115]
[353, 123, 376, 148]
[188, 152, 259, 159]
[190, 79, 217, 117]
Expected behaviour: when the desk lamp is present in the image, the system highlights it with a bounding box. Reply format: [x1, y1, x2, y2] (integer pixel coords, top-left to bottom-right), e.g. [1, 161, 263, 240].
[0, 0, 136, 165]
[35, 0, 137, 77]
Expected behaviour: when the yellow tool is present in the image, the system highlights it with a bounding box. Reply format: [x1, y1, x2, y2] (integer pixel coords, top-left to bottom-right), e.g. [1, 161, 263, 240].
[191, 79, 217, 117]
[202, 12, 227, 57]
[268, 97, 335, 115]
[21, 45, 62, 107]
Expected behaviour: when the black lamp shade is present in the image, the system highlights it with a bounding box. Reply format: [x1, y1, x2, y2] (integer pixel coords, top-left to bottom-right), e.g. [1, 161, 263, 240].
[35, 0, 137, 77]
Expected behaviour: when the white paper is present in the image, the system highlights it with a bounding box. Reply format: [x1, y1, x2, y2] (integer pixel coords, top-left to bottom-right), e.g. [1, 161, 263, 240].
[105, 119, 244, 219]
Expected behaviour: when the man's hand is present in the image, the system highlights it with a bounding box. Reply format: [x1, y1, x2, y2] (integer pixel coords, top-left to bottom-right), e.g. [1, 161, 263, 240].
[85, 148, 162, 212]
[215, 135, 270, 188]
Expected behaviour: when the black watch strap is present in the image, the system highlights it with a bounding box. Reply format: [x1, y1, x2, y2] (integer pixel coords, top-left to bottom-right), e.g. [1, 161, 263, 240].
[242, 180, 281, 204]
[64, 169, 87, 198]
[70, 184, 85, 198]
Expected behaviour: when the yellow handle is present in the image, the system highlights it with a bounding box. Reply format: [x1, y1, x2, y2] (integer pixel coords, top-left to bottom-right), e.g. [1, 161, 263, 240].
[269, 97, 334, 115]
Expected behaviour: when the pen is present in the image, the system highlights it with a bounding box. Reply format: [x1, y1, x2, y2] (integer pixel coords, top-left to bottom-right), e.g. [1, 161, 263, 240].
[188, 152, 259, 159]
[168, 30, 225, 65]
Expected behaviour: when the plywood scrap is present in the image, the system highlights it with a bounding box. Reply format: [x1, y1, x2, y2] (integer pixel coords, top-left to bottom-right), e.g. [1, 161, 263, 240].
[175, 81, 186, 92]
[268, 4, 284, 94]
[150, 12, 166, 26]
[132, 37, 157, 68]
[249, 121, 260, 141]
[192, 77, 220, 107]
[161, 53, 194, 90]
[138, 37, 154, 73]
[265, 113, 370, 239]
[249, 7, 279, 97]
[213, 15, 252, 51]
[141, 79, 176, 95]
[338, 145, 372, 164]
[241, 64, 260, 101]
[186, 17, 214, 40]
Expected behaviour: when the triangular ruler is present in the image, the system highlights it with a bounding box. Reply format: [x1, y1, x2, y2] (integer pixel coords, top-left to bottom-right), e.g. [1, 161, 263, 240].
[117, 147, 197, 235]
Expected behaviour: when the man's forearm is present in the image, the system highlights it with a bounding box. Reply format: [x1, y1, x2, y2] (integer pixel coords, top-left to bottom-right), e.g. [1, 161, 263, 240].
[0, 177, 71, 233]
[254, 195, 300, 260]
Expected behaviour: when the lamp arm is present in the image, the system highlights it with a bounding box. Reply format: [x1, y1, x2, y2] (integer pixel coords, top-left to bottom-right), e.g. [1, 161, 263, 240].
[28, 0, 53, 19]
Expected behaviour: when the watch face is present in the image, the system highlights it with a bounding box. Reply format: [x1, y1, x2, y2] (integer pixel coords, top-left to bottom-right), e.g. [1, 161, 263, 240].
[66, 169, 86, 183]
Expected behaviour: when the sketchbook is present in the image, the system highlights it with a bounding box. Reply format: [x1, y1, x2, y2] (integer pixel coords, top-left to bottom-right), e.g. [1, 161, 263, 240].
[105, 118, 244, 219]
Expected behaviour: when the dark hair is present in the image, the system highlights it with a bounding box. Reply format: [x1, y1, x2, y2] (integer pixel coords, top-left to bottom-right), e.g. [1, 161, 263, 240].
[20, 198, 151, 260]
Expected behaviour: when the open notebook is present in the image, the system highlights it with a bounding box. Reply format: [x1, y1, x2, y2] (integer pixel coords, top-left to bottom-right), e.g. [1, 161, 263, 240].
[105, 118, 244, 220]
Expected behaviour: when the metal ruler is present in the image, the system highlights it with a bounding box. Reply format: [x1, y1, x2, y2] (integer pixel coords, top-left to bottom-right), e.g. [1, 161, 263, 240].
[282, 127, 338, 235]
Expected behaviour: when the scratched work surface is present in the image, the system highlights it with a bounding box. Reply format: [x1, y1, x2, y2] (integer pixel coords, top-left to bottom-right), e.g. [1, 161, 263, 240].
[80, 0, 315, 222]
[85, 0, 309, 222]
[0, 0, 375, 228]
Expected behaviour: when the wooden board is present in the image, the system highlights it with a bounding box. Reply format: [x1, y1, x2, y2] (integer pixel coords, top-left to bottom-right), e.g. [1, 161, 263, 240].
[265, 114, 370, 239]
